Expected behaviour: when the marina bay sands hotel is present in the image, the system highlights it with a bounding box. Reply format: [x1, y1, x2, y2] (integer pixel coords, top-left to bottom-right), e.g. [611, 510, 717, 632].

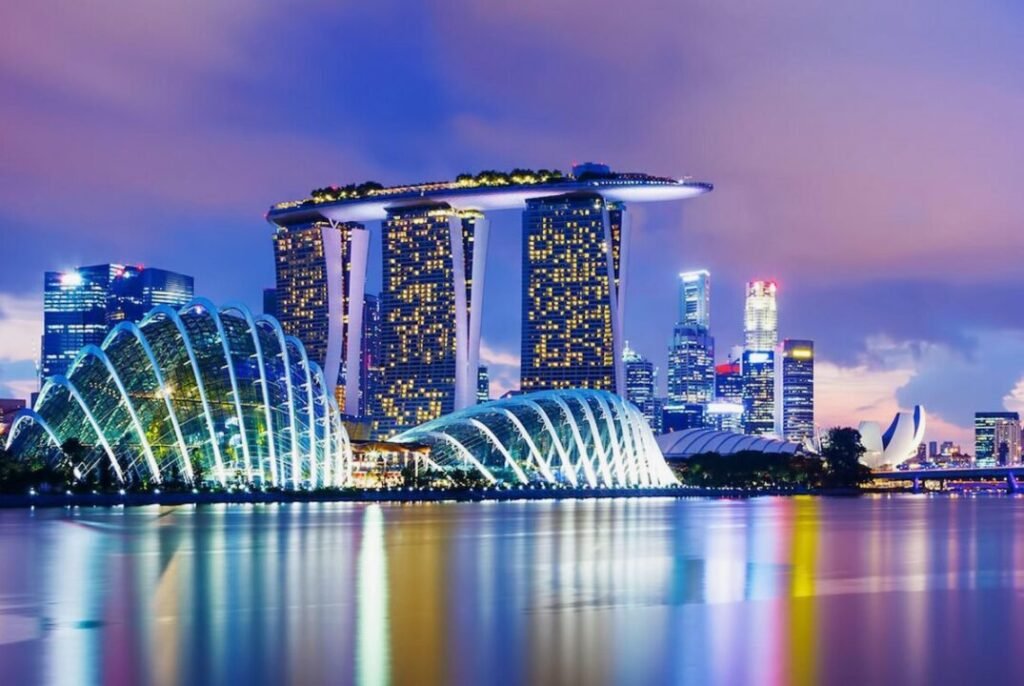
[267, 163, 712, 436]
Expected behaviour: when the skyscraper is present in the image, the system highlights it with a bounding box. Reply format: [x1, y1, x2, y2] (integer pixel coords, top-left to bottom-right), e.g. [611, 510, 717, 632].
[42, 264, 193, 378]
[742, 350, 775, 435]
[667, 324, 715, 404]
[273, 220, 369, 414]
[715, 361, 743, 404]
[975, 412, 1021, 465]
[477, 365, 490, 404]
[377, 205, 488, 435]
[360, 293, 382, 419]
[679, 270, 711, 328]
[744, 280, 778, 351]
[521, 192, 626, 393]
[622, 342, 656, 427]
[781, 339, 814, 443]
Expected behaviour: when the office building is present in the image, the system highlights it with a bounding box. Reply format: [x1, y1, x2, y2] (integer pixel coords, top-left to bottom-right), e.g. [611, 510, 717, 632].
[744, 280, 778, 351]
[42, 264, 193, 378]
[623, 343, 656, 427]
[477, 365, 490, 403]
[521, 192, 624, 393]
[705, 402, 745, 433]
[974, 412, 1020, 465]
[679, 270, 710, 328]
[972, 413, 1021, 466]
[742, 350, 775, 435]
[360, 293, 382, 419]
[662, 403, 706, 433]
[377, 205, 486, 435]
[715, 362, 743, 404]
[994, 418, 1021, 465]
[667, 324, 715, 403]
[780, 339, 814, 443]
[273, 220, 369, 415]
[928, 440, 938, 458]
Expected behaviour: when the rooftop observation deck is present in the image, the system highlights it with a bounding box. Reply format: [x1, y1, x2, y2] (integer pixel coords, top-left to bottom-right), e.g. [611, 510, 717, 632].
[267, 165, 713, 227]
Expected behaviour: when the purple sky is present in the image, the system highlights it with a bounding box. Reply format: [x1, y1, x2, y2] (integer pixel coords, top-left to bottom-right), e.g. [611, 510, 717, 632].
[3, 0, 1024, 446]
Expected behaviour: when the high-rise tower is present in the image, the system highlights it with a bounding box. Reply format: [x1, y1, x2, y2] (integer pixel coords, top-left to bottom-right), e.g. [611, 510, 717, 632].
[377, 204, 488, 435]
[780, 339, 814, 443]
[744, 280, 778, 352]
[273, 220, 369, 414]
[521, 192, 627, 393]
[42, 264, 193, 379]
[679, 270, 711, 328]
[622, 342, 656, 427]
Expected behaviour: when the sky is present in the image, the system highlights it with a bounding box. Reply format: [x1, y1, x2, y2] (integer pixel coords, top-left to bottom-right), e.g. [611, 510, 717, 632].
[3, 0, 1024, 448]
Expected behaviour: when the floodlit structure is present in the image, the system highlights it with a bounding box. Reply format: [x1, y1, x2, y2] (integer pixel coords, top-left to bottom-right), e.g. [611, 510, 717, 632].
[269, 164, 712, 433]
[859, 405, 926, 468]
[5, 299, 352, 488]
[657, 428, 800, 460]
[390, 389, 677, 487]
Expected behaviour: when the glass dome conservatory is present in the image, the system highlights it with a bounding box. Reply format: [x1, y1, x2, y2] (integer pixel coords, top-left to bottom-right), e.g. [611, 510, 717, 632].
[4, 299, 352, 488]
[390, 389, 677, 487]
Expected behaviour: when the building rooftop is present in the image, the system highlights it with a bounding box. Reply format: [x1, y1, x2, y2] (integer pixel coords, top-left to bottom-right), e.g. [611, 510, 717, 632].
[267, 164, 712, 226]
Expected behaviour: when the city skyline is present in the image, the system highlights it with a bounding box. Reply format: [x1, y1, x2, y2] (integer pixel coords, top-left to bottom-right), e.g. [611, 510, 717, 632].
[3, 2, 1024, 449]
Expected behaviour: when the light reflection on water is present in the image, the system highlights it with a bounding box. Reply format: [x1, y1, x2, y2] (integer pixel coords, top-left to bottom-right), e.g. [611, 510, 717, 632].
[1, 496, 1024, 685]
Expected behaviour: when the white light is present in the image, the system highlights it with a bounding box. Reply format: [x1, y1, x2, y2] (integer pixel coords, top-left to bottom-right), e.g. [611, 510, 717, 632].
[60, 271, 83, 287]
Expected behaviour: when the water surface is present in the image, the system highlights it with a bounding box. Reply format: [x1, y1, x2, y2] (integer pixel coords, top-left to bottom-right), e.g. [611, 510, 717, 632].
[1, 496, 1022, 685]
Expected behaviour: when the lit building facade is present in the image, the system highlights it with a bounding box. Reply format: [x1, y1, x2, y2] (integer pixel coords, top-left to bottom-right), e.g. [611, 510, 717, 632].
[273, 220, 369, 415]
[781, 339, 814, 443]
[667, 324, 715, 403]
[679, 270, 710, 328]
[360, 294, 382, 419]
[377, 205, 487, 436]
[42, 264, 193, 379]
[9, 300, 353, 488]
[623, 343, 656, 428]
[477, 365, 490, 403]
[521, 192, 625, 394]
[742, 350, 775, 435]
[715, 361, 743, 404]
[268, 165, 712, 432]
[744, 280, 778, 351]
[391, 389, 677, 487]
[975, 412, 1021, 465]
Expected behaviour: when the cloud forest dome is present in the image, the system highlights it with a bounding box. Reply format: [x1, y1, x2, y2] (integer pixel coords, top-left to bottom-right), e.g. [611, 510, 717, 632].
[5, 299, 352, 489]
[267, 164, 713, 226]
[390, 389, 677, 487]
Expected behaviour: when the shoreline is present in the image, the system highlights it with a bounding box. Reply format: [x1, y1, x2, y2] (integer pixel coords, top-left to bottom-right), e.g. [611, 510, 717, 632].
[0, 485, 871, 509]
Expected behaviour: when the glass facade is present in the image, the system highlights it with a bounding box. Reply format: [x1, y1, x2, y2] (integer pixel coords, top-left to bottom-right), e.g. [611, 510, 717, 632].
[679, 270, 710, 328]
[7, 300, 352, 489]
[521, 193, 623, 392]
[742, 350, 775, 436]
[623, 343, 657, 428]
[42, 264, 193, 379]
[667, 324, 715, 404]
[391, 389, 676, 487]
[781, 339, 814, 443]
[360, 293, 383, 419]
[744, 280, 778, 352]
[975, 412, 1021, 465]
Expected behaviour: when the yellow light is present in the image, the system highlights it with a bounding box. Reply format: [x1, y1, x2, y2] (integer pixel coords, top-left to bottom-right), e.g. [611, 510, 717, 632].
[790, 349, 813, 359]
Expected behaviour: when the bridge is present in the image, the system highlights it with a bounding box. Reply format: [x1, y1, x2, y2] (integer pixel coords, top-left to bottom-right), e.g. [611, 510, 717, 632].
[872, 466, 1024, 493]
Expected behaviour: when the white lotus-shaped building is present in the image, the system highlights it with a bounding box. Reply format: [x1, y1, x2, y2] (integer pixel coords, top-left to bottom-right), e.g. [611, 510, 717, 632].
[5, 299, 352, 488]
[390, 389, 677, 487]
[859, 405, 926, 469]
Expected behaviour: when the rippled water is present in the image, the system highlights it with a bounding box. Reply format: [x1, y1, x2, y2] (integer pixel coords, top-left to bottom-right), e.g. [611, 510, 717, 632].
[1, 496, 1023, 685]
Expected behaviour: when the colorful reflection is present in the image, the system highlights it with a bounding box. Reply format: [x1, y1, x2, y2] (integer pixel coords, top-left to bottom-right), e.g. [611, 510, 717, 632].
[1, 497, 1024, 684]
